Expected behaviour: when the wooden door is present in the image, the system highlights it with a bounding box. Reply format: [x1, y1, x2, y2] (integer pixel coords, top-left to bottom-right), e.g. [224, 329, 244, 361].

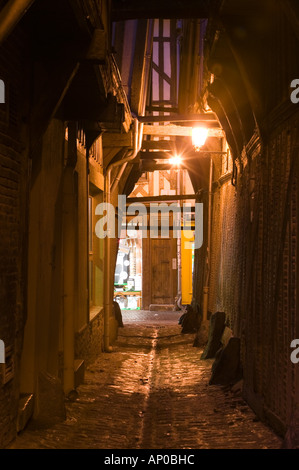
[142, 235, 178, 309]
[151, 237, 178, 306]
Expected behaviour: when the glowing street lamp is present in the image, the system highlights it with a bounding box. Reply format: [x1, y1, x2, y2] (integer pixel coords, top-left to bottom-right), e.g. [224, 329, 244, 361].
[168, 154, 182, 166]
[192, 127, 209, 151]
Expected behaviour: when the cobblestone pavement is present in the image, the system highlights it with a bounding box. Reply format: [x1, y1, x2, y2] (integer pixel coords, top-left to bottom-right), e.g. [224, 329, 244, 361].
[10, 311, 282, 450]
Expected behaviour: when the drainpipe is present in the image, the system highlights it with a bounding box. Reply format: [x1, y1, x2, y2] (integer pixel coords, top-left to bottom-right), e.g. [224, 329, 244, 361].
[138, 19, 154, 116]
[62, 123, 77, 395]
[176, 168, 182, 309]
[109, 18, 151, 197]
[106, 21, 150, 325]
[110, 119, 144, 194]
[0, 0, 35, 44]
[202, 156, 213, 322]
[110, 161, 128, 194]
[62, 166, 75, 394]
[104, 118, 142, 352]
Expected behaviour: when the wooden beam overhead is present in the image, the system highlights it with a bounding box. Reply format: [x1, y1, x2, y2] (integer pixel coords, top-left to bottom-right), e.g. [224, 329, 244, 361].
[141, 140, 174, 150]
[140, 151, 173, 159]
[126, 194, 198, 204]
[85, 29, 107, 63]
[138, 113, 218, 123]
[102, 131, 133, 148]
[142, 125, 225, 138]
[146, 106, 179, 113]
[111, 0, 210, 20]
[140, 146, 228, 156]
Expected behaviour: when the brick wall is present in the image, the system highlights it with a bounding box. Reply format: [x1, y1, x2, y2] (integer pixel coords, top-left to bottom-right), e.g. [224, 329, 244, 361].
[197, 113, 299, 435]
[242, 117, 298, 435]
[0, 29, 30, 447]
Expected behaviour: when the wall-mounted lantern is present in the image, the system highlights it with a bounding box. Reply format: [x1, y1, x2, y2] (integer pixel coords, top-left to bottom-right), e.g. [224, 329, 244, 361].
[192, 127, 208, 151]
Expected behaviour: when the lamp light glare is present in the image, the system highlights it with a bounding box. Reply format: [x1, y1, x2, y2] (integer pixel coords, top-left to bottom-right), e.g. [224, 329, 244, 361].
[192, 127, 209, 150]
[169, 155, 182, 166]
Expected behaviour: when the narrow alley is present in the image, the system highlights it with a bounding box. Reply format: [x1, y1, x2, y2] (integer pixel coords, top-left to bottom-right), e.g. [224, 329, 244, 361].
[0, 0, 299, 454]
[10, 311, 282, 450]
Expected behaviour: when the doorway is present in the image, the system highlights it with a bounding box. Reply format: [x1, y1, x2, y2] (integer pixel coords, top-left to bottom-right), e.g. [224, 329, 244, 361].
[142, 236, 177, 309]
[114, 230, 143, 310]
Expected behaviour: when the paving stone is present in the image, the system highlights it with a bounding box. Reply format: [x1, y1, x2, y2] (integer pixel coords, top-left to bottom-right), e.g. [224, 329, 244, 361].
[9, 312, 282, 450]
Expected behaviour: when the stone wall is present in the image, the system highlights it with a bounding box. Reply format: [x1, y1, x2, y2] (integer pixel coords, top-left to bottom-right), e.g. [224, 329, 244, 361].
[75, 309, 105, 367]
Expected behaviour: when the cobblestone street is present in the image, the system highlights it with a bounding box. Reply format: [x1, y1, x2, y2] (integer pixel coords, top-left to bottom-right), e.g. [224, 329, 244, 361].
[9, 311, 282, 450]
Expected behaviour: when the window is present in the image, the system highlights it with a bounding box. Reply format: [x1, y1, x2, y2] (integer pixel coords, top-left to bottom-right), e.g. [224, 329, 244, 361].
[151, 18, 178, 107]
[88, 191, 104, 319]
[88, 196, 94, 307]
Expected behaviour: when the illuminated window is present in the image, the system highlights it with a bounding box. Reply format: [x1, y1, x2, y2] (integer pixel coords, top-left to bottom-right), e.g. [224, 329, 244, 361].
[88, 196, 94, 307]
[151, 18, 178, 107]
[89, 190, 104, 319]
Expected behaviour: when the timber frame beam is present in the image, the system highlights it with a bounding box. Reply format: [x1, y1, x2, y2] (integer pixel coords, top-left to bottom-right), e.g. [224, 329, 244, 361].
[111, 0, 210, 20]
[126, 194, 199, 204]
[142, 124, 225, 138]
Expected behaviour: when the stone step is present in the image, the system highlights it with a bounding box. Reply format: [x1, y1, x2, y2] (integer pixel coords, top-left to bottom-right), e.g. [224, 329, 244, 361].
[149, 304, 175, 311]
[74, 359, 85, 389]
[17, 393, 34, 433]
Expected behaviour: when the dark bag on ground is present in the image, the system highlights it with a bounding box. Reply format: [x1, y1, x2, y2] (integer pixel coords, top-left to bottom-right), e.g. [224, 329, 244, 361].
[179, 305, 198, 334]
